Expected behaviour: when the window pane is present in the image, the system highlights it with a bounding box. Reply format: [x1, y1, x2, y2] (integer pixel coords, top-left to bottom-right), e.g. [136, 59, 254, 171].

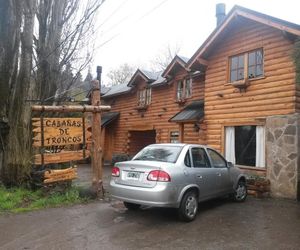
[248, 65, 255, 79]
[231, 57, 238, 69]
[177, 81, 183, 100]
[256, 50, 263, 64]
[134, 145, 183, 163]
[185, 79, 192, 98]
[184, 152, 191, 167]
[230, 69, 237, 82]
[191, 148, 210, 168]
[248, 51, 255, 66]
[235, 126, 256, 166]
[238, 55, 244, 67]
[256, 65, 263, 77]
[237, 69, 244, 80]
[207, 149, 227, 168]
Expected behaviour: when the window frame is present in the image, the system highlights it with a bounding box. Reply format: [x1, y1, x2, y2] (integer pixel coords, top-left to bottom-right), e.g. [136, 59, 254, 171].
[228, 48, 264, 83]
[206, 148, 228, 169]
[175, 78, 192, 102]
[221, 121, 266, 169]
[190, 147, 211, 168]
[137, 87, 151, 108]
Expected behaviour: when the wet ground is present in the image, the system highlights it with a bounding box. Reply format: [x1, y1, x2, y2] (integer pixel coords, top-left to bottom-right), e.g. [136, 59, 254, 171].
[0, 166, 299, 250]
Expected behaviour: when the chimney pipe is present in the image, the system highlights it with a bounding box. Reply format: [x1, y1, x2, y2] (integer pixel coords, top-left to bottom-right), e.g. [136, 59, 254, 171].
[96, 65, 102, 90]
[216, 3, 226, 26]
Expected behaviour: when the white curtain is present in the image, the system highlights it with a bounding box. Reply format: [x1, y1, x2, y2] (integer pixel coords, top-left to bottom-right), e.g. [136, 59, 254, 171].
[225, 127, 236, 164]
[256, 126, 265, 167]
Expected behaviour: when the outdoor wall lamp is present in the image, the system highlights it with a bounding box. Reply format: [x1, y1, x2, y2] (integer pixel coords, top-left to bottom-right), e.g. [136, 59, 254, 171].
[194, 123, 200, 132]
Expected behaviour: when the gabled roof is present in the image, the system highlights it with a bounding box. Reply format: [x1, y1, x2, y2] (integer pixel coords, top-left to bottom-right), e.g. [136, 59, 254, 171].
[162, 55, 190, 78]
[188, 5, 300, 69]
[127, 69, 160, 87]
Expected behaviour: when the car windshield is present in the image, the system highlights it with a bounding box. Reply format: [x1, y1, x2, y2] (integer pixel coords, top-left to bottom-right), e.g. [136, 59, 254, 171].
[133, 145, 183, 163]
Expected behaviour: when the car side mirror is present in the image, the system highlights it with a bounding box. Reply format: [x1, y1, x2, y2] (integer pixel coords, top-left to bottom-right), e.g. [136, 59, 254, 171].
[227, 162, 234, 168]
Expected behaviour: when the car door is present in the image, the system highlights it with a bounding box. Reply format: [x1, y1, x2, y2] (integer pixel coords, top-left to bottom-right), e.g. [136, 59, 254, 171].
[206, 148, 233, 194]
[188, 147, 217, 199]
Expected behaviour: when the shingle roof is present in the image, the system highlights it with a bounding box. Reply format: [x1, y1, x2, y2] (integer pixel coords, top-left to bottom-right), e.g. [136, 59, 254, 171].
[101, 112, 119, 127]
[169, 100, 204, 123]
[102, 83, 131, 98]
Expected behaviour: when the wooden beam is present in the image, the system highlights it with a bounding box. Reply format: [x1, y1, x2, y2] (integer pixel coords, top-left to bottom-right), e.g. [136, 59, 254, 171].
[179, 123, 184, 143]
[91, 80, 105, 198]
[34, 150, 90, 165]
[32, 105, 111, 113]
[196, 58, 209, 67]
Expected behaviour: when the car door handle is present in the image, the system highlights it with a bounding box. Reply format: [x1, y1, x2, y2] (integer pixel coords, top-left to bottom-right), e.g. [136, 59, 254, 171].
[197, 175, 203, 179]
[216, 173, 221, 177]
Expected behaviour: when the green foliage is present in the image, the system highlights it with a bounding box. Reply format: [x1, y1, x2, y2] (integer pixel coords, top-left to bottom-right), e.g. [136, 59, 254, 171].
[293, 38, 300, 84]
[0, 185, 88, 213]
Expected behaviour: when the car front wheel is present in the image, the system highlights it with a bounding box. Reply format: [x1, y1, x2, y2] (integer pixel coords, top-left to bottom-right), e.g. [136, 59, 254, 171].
[178, 190, 198, 222]
[233, 180, 247, 202]
[123, 202, 141, 210]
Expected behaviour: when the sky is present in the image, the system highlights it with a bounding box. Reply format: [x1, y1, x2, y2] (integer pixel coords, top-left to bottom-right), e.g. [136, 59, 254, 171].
[92, 0, 300, 84]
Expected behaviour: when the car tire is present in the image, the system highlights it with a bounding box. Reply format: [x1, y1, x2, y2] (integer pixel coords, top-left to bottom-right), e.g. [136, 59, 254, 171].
[123, 202, 141, 210]
[178, 190, 198, 222]
[232, 180, 247, 202]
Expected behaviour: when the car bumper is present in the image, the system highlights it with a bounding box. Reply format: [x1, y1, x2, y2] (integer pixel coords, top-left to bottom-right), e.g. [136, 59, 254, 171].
[109, 180, 180, 208]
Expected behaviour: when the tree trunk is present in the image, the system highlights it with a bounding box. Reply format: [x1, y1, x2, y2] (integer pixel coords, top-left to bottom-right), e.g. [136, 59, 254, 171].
[2, 0, 37, 185]
[0, 0, 22, 177]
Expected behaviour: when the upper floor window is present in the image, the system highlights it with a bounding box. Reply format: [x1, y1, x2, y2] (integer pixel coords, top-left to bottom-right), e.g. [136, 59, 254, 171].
[137, 88, 151, 107]
[229, 48, 263, 82]
[176, 78, 192, 101]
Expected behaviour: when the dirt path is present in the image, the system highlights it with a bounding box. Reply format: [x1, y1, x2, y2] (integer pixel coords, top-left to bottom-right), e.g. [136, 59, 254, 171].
[0, 197, 299, 250]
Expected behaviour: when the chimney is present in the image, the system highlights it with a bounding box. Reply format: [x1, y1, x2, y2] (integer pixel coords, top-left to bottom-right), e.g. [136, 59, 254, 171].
[216, 3, 226, 26]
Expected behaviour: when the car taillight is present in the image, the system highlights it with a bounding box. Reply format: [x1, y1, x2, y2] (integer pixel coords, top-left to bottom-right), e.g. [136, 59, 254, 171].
[147, 170, 171, 182]
[112, 166, 120, 177]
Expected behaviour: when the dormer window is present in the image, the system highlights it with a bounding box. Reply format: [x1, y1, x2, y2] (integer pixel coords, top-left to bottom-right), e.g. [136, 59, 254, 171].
[176, 78, 192, 102]
[137, 88, 151, 108]
[229, 48, 263, 83]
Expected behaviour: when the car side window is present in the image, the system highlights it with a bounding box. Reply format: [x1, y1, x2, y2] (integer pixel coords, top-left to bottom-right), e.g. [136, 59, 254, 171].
[207, 149, 227, 168]
[191, 148, 211, 168]
[184, 151, 191, 167]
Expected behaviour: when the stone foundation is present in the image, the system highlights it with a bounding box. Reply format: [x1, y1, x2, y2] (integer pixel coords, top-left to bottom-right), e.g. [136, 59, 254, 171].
[266, 114, 299, 199]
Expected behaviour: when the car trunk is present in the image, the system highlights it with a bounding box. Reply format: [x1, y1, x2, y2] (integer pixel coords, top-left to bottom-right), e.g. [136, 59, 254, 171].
[114, 161, 163, 188]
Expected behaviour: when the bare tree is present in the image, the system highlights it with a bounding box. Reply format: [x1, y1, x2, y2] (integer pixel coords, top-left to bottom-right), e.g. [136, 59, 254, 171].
[107, 63, 135, 85]
[0, 0, 104, 185]
[150, 43, 181, 71]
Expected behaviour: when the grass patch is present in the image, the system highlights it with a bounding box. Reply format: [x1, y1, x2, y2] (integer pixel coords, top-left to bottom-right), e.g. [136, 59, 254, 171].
[0, 185, 88, 214]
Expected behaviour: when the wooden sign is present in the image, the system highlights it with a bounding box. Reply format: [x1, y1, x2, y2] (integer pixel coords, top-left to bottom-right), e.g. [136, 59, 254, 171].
[34, 149, 90, 165]
[43, 167, 78, 184]
[32, 118, 91, 147]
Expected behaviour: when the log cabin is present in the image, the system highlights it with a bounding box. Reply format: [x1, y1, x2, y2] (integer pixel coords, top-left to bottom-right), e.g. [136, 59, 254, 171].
[100, 4, 300, 199]
[101, 57, 206, 162]
[188, 4, 300, 199]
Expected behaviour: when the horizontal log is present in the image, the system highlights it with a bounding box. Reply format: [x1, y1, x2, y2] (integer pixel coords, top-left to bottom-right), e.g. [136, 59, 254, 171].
[31, 105, 111, 112]
[34, 150, 90, 165]
[43, 173, 77, 184]
[44, 167, 77, 178]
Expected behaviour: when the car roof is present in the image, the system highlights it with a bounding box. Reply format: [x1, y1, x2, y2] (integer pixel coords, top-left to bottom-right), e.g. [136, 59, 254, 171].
[147, 143, 209, 149]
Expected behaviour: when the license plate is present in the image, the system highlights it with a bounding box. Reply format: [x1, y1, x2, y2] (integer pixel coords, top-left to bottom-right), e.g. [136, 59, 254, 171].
[126, 171, 140, 180]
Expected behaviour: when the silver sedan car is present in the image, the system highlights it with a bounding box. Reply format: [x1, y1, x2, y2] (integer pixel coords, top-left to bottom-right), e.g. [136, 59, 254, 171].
[110, 144, 247, 222]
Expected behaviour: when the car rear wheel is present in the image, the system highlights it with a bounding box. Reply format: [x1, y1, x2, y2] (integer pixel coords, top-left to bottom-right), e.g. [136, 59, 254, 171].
[233, 180, 247, 202]
[123, 202, 141, 210]
[178, 190, 198, 222]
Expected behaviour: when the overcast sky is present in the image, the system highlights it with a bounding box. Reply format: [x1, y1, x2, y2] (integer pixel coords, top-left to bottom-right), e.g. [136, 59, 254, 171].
[92, 0, 300, 84]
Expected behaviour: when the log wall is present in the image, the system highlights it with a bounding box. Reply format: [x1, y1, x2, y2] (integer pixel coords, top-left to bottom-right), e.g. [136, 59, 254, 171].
[204, 19, 296, 152]
[103, 73, 205, 158]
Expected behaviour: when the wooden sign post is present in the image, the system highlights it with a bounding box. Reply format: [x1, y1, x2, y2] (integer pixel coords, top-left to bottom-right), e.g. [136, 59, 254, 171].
[32, 80, 110, 197]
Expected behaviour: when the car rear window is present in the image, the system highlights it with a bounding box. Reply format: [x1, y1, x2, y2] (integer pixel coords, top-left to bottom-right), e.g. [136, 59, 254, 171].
[133, 145, 183, 163]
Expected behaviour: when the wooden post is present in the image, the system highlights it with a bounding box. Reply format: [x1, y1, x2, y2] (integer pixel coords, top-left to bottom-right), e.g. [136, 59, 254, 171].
[91, 80, 103, 197]
[179, 123, 184, 143]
